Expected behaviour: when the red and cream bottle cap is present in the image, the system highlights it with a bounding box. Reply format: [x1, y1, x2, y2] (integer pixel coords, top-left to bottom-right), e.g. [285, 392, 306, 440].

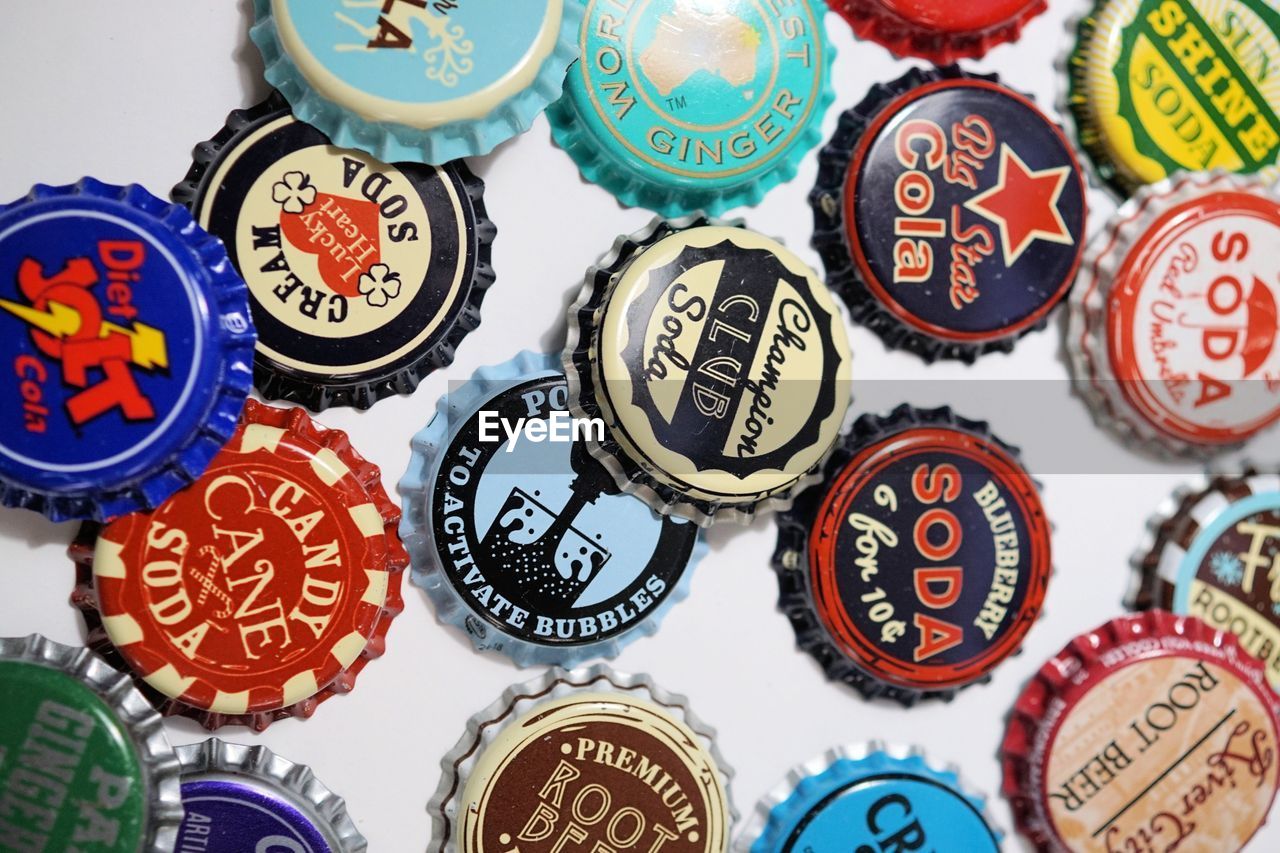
[1001, 610, 1280, 851]
[70, 399, 406, 730]
[1068, 171, 1280, 456]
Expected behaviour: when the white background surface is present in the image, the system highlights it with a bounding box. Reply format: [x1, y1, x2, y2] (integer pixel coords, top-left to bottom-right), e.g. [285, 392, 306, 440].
[1, 2, 1278, 851]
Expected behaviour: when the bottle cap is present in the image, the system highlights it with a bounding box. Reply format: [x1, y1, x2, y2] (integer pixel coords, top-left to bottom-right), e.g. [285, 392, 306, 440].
[1064, 0, 1280, 197]
[70, 399, 406, 731]
[1067, 170, 1280, 456]
[1130, 464, 1280, 689]
[565, 215, 853, 526]
[250, 0, 582, 164]
[175, 738, 366, 852]
[811, 66, 1087, 363]
[0, 634, 183, 852]
[398, 350, 705, 668]
[429, 664, 734, 853]
[829, 0, 1046, 63]
[547, 0, 835, 216]
[1001, 610, 1280, 851]
[0, 178, 255, 522]
[173, 93, 496, 412]
[773, 404, 1053, 704]
[735, 743, 1001, 853]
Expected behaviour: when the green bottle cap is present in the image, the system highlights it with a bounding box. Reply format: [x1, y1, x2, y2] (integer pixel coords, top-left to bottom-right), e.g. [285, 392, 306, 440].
[0, 635, 182, 852]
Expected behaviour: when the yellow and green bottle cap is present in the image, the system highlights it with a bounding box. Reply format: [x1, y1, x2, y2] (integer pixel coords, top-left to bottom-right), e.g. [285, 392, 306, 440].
[1066, 0, 1280, 195]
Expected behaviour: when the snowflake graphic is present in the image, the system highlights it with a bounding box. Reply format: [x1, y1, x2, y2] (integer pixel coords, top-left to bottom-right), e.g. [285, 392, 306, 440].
[1209, 550, 1245, 587]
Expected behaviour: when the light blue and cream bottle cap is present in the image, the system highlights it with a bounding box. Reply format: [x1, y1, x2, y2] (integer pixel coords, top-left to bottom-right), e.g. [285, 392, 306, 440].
[737, 744, 1002, 853]
[398, 350, 705, 668]
[549, 0, 835, 216]
[251, 0, 582, 164]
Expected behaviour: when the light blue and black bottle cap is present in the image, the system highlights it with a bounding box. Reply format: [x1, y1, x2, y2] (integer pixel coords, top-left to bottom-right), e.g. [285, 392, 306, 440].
[398, 350, 705, 668]
[0, 179, 255, 522]
[251, 0, 582, 164]
[175, 739, 366, 852]
[736, 744, 1002, 853]
[548, 0, 835, 216]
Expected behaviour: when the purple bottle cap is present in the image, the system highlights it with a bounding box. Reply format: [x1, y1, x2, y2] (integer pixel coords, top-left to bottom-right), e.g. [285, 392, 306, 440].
[174, 739, 366, 852]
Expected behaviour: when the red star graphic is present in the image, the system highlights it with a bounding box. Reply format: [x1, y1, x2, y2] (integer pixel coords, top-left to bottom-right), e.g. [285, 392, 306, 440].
[963, 145, 1075, 267]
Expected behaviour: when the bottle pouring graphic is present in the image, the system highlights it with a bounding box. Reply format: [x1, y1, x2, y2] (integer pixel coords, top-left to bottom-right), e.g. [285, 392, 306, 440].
[479, 441, 617, 607]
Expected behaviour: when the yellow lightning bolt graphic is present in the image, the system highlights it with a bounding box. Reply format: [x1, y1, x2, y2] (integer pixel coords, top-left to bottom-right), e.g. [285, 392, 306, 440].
[0, 298, 169, 370]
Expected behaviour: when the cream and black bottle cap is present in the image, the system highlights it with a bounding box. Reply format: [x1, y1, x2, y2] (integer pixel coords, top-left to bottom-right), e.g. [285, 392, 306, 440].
[174, 93, 495, 411]
[564, 215, 853, 527]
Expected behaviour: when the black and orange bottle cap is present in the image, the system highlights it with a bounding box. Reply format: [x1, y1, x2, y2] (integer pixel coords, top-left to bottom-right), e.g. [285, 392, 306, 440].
[773, 404, 1053, 704]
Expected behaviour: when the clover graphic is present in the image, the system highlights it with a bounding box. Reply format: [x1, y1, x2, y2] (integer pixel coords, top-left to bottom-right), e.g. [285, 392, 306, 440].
[357, 264, 402, 308]
[272, 171, 317, 214]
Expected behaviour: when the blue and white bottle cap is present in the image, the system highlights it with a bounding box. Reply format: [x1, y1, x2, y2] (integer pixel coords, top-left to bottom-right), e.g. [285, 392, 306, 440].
[398, 350, 705, 668]
[736, 743, 1002, 853]
[0, 179, 255, 521]
[251, 0, 582, 164]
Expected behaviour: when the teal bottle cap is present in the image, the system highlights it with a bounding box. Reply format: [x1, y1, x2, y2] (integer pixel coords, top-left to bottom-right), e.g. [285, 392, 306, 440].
[737, 744, 1002, 853]
[250, 0, 583, 164]
[0, 634, 182, 852]
[548, 0, 836, 216]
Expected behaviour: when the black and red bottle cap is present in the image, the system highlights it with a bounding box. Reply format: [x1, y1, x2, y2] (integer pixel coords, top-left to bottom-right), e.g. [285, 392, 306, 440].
[812, 66, 1087, 363]
[773, 404, 1053, 705]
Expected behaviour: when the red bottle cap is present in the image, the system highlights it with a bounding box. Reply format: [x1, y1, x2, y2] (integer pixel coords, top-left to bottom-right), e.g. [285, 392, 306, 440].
[71, 399, 406, 730]
[1001, 610, 1280, 851]
[1068, 172, 1280, 456]
[829, 0, 1046, 63]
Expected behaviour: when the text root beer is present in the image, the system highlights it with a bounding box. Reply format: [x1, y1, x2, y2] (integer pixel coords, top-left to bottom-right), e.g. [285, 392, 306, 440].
[431, 667, 733, 853]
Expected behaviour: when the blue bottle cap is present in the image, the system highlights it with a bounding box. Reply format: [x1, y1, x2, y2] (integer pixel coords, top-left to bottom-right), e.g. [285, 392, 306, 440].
[175, 739, 365, 852]
[548, 0, 835, 216]
[398, 350, 705, 668]
[0, 179, 255, 522]
[250, 0, 583, 164]
[737, 744, 1002, 853]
